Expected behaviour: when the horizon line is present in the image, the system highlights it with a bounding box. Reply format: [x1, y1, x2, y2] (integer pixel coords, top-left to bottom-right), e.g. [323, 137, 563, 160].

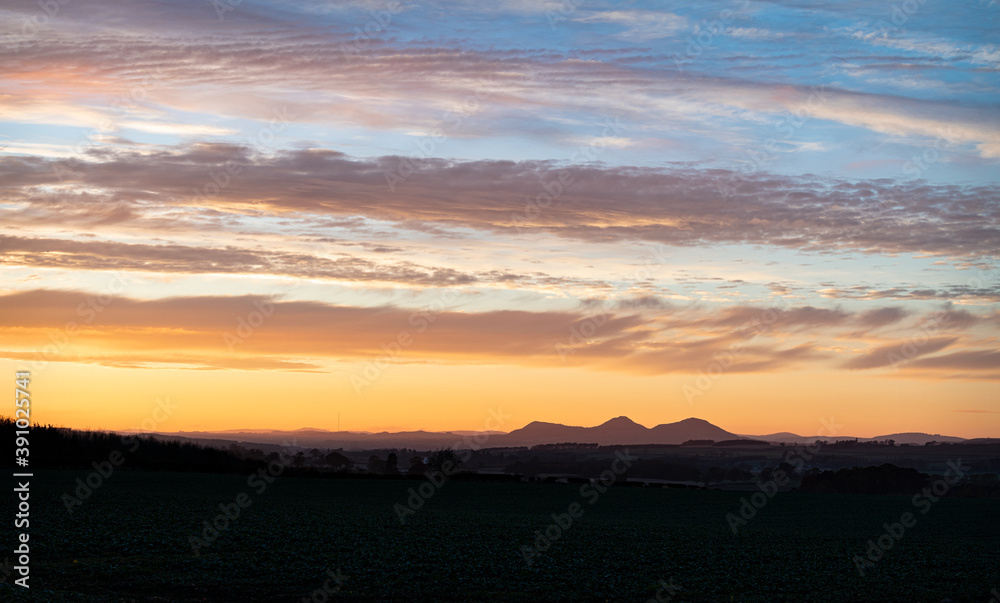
[26, 415, 994, 441]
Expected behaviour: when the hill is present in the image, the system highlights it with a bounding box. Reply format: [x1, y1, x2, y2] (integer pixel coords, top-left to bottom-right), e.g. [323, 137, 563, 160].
[130, 418, 970, 449]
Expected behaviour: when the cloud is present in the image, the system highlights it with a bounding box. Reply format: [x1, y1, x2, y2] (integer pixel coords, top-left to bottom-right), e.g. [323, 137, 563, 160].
[0, 349, 325, 372]
[909, 350, 1000, 371]
[3, 146, 998, 259]
[819, 285, 1000, 303]
[842, 336, 958, 370]
[3, 2, 999, 160]
[119, 121, 238, 136]
[615, 295, 672, 311]
[728, 28, 788, 41]
[610, 341, 830, 376]
[0, 234, 603, 289]
[0, 288, 808, 372]
[576, 10, 688, 41]
[855, 307, 909, 328]
[4, 288, 988, 378]
[870, 36, 1000, 67]
[670, 305, 851, 333]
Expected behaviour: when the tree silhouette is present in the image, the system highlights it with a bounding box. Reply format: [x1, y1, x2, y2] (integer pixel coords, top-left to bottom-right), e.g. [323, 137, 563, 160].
[427, 449, 460, 473]
[0, 416, 266, 475]
[385, 452, 398, 474]
[367, 455, 386, 474]
[324, 451, 352, 472]
[798, 464, 927, 494]
[407, 456, 427, 475]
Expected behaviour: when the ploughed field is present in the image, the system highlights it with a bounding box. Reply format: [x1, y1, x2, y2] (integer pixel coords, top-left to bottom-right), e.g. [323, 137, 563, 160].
[5, 469, 999, 602]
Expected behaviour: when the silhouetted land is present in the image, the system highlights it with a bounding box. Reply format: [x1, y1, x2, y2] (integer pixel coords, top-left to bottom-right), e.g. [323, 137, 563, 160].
[2, 470, 999, 601]
[4, 418, 999, 601]
[8, 419, 999, 491]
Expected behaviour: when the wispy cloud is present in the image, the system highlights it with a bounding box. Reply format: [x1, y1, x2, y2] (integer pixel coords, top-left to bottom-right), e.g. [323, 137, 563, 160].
[3, 146, 998, 258]
[576, 10, 687, 41]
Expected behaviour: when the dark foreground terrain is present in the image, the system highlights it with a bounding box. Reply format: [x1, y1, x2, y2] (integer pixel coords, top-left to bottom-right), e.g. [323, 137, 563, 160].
[3, 470, 998, 602]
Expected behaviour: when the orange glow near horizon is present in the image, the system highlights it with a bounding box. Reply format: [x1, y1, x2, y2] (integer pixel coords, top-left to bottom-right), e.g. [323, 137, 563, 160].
[8, 359, 998, 440]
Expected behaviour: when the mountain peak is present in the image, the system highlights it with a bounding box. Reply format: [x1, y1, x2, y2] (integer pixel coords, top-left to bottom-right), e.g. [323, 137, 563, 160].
[521, 420, 561, 428]
[509, 420, 569, 434]
[599, 416, 644, 427]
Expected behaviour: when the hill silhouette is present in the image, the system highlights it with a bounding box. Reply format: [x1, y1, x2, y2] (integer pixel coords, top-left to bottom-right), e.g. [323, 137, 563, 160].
[141, 416, 967, 449]
[496, 416, 737, 446]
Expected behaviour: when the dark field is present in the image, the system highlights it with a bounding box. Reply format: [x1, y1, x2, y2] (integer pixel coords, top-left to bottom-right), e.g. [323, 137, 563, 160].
[5, 470, 999, 602]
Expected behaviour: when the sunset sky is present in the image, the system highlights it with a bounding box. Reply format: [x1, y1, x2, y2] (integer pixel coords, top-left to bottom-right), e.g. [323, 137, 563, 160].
[1, 0, 998, 438]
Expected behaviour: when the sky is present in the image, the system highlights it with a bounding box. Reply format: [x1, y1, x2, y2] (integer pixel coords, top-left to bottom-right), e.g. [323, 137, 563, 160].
[1, 0, 998, 438]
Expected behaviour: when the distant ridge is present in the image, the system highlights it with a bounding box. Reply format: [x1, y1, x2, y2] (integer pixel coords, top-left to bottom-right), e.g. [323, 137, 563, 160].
[738, 431, 967, 446]
[649, 418, 735, 445]
[139, 417, 967, 450]
[496, 416, 739, 446]
[870, 432, 966, 445]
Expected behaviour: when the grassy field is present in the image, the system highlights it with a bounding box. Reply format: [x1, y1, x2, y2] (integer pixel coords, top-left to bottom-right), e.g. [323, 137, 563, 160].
[4, 469, 999, 602]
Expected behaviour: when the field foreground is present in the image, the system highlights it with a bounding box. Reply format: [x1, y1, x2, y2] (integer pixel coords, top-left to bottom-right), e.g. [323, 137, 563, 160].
[3, 470, 998, 602]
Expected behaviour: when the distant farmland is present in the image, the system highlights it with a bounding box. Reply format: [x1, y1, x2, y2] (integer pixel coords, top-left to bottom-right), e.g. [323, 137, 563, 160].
[8, 469, 999, 602]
